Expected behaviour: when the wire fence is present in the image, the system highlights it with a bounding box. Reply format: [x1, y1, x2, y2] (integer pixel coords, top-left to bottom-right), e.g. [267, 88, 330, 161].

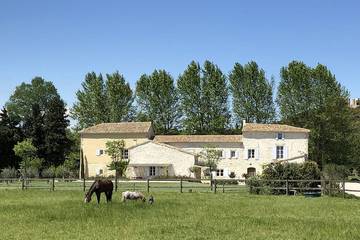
[0, 178, 359, 197]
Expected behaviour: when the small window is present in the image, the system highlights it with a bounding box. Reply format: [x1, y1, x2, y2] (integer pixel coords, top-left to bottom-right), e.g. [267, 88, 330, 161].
[96, 149, 104, 156]
[276, 146, 284, 159]
[99, 150, 104, 155]
[218, 150, 224, 158]
[149, 166, 156, 176]
[248, 149, 255, 159]
[122, 149, 129, 159]
[230, 150, 236, 158]
[277, 133, 284, 140]
[216, 169, 224, 176]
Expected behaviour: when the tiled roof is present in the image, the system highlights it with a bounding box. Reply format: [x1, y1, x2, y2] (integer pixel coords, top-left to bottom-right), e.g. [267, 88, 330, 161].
[242, 123, 310, 133]
[154, 135, 243, 143]
[80, 122, 153, 134]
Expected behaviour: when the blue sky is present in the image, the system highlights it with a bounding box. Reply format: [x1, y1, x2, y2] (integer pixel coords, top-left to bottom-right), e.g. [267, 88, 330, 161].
[0, 0, 359, 109]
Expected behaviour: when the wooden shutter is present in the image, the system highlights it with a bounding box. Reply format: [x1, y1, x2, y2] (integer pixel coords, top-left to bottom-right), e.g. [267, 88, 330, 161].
[96, 149, 100, 156]
[255, 147, 260, 160]
[243, 148, 248, 160]
[284, 146, 289, 159]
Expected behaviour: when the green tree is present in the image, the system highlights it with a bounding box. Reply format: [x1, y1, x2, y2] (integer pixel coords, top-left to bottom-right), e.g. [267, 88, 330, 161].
[72, 72, 134, 129]
[13, 139, 42, 177]
[0, 108, 23, 168]
[43, 96, 70, 166]
[229, 61, 276, 125]
[6, 77, 60, 122]
[72, 72, 107, 129]
[277, 61, 353, 167]
[23, 104, 46, 159]
[106, 140, 128, 191]
[106, 72, 134, 122]
[178, 60, 230, 134]
[135, 70, 180, 133]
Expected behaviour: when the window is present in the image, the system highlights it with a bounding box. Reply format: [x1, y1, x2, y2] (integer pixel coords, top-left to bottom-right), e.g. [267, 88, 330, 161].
[230, 150, 236, 158]
[216, 169, 224, 176]
[122, 149, 129, 159]
[277, 132, 284, 140]
[248, 149, 255, 159]
[218, 150, 224, 158]
[276, 146, 284, 159]
[149, 166, 156, 176]
[96, 149, 104, 156]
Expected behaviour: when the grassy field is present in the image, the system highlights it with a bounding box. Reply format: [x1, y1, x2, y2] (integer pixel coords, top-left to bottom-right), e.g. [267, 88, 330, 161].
[0, 190, 359, 240]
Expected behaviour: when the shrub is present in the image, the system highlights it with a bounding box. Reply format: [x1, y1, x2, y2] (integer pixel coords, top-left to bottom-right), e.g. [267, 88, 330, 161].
[246, 176, 263, 194]
[19, 167, 39, 178]
[1, 167, 18, 178]
[251, 161, 321, 195]
[216, 179, 238, 185]
[229, 172, 236, 178]
[42, 166, 56, 178]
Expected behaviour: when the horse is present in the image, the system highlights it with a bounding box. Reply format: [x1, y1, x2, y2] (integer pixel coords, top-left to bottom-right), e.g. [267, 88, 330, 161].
[84, 179, 113, 204]
[121, 191, 146, 203]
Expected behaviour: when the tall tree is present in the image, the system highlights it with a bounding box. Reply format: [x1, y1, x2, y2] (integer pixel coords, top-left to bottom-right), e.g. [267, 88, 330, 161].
[105, 72, 134, 122]
[6, 77, 60, 122]
[72, 72, 134, 129]
[23, 104, 46, 160]
[178, 60, 230, 134]
[177, 61, 203, 133]
[229, 61, 276, 125]
[0, 108, 23, 168]
[43, 96, 70, 166]
[72, 72, 107, 129]
[277, 61, 353, 167]
[135, 70, 180, 134]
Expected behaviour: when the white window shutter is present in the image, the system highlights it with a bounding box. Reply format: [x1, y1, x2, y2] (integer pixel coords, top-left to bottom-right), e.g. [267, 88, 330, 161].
[275, 133, 278, 140]
[283, 133, 285, 140]
[255, 147, 260, 160]
[243, 148, 248, 159]
[284, 146, 289, 159]
[272, 147, 276, 159]
[96, 149, 100, 156]
[224, 169, 228, 178]
[235, 150, 239, 158]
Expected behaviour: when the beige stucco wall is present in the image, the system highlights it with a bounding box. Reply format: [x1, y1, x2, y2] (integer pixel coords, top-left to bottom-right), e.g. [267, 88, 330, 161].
[127, 142, 196, 178]
[165, 132, 308, 179]
[81, 133, 150, 177]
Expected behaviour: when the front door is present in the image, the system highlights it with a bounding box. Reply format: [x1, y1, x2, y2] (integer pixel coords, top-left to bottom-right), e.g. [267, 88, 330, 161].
[247, 167, 256, 177]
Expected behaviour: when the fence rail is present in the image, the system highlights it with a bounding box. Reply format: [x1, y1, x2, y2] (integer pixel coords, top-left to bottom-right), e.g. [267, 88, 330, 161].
[0, 178, 359, 197]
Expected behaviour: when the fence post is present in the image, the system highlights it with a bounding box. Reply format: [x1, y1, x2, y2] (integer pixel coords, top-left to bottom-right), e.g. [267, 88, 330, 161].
[342, 180, 346, 198]
[52, 177, 55, 191]
[147, 179, 150, 193]
[214, 179, 217, 194]
[180, 178, 183, 193]
[286, 180, 289, 195]
[21, 177, 25, 190]
[222, 182, 225, 193]
[83, 178, 86, 192]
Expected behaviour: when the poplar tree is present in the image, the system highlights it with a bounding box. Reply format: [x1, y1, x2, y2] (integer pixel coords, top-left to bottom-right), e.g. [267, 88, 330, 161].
[277, 61, 353, 167]
[105, 72, 134, 122]
[135, 70, 180, 134]
[72, 72, 107, 129]
[229, 61, 275, 125]
[178, 60, 230, 134]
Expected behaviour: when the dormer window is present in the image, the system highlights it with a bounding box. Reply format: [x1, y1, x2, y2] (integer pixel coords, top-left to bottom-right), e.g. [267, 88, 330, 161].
[276, 132, 284, 140]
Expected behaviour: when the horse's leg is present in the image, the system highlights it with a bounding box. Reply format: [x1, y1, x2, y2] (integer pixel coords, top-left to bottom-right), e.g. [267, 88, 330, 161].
[108, 191, 113, 202]
[96, 192, 101, 204]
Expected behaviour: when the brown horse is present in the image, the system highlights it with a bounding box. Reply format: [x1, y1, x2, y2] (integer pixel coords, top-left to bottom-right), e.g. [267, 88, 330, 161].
[84, 179, 113, 204]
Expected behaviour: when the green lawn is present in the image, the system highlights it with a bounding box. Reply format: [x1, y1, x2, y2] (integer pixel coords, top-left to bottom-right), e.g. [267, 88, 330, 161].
[0, 190, 359, 240]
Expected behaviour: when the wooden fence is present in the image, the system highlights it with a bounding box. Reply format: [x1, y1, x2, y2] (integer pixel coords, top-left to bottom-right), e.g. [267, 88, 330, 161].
[0, 178, 359, 197]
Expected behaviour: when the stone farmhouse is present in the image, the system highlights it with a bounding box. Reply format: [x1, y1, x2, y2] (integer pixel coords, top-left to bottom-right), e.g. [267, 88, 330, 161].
[80, 121, 309, 179]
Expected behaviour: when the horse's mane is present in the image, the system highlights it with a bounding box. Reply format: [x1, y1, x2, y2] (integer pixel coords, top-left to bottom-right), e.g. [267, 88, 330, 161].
[86, 180, 98, 196]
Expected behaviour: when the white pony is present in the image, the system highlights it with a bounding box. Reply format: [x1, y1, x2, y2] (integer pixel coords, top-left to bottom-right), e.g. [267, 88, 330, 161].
[121, 191, 146, 202]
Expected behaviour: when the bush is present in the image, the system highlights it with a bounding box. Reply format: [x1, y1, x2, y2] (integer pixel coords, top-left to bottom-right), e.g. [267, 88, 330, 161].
[19, 167, 39, 178]
[1, 167, 18, 178]
[229, 172, 236, 178]
[42, 166, 56, 178]
[251, 161, 321, 195]
[216, 179, 238, 185]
